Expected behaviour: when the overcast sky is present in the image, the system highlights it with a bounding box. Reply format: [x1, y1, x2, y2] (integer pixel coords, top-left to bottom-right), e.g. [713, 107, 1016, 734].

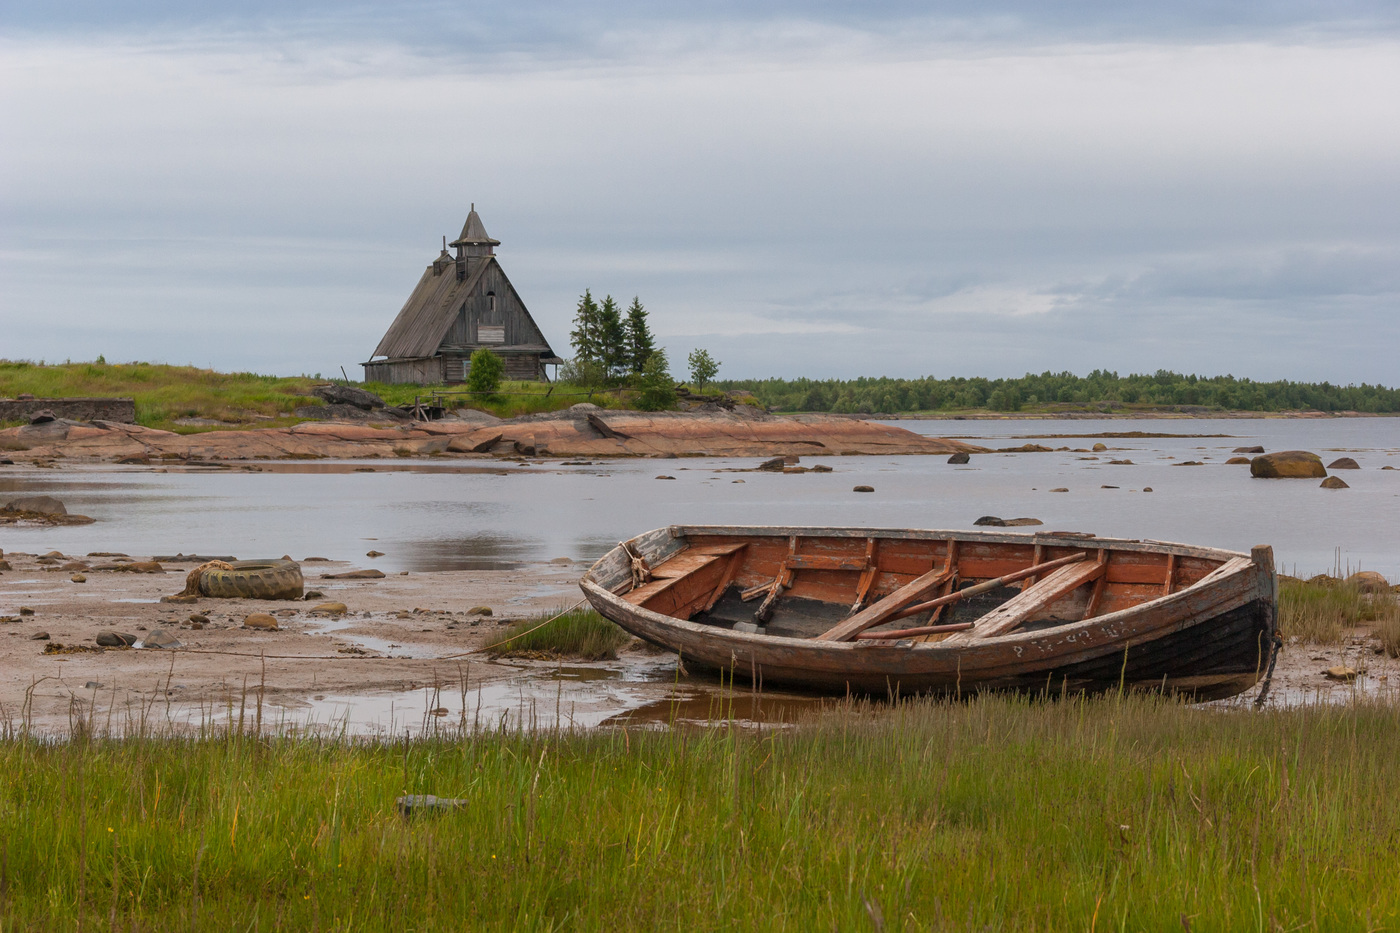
[2, 1, 1397, 383]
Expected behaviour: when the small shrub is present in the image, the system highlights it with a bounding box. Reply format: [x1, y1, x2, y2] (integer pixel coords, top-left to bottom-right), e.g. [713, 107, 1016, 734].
[635, 350, 677, 412]
[687, 348, 719, 394]
[487, 606, 630, 660]
[466, 347, 504, 395]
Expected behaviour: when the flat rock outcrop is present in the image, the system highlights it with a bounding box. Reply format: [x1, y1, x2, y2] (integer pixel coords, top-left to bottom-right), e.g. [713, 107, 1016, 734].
[1250, 450, 1327, 478]
[0, 409, 980, 462]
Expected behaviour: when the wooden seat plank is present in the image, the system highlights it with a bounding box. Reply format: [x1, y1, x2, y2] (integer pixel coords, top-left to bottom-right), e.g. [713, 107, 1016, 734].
[649, 553, 721, 580]
[816, 566, 956, 642]
[947, 560, 1108, 642]
[624, 577, 681, 606]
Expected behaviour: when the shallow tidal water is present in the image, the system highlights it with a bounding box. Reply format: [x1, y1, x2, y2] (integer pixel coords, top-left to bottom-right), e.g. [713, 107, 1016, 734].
[2, 417, 1396, 579]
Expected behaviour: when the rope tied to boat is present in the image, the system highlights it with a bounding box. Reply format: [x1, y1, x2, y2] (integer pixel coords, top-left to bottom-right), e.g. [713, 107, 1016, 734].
[1252, 633, 1285, 709]
[621, 541, 651, 589]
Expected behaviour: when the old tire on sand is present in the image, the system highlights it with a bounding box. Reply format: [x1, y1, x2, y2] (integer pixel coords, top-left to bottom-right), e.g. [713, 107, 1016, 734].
[198, 560, 304, 600]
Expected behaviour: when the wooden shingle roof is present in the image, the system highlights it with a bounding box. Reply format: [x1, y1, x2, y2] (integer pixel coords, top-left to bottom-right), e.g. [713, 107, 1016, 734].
[370, 260, 492, 360]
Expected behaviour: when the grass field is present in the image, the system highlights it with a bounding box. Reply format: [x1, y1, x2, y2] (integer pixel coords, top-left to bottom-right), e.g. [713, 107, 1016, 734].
[4, 692, 1400, 930]
[0, 360, 620, 431]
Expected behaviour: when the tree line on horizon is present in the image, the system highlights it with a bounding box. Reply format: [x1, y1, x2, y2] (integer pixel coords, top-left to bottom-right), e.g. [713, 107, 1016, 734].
[713, 370, 1400, 414]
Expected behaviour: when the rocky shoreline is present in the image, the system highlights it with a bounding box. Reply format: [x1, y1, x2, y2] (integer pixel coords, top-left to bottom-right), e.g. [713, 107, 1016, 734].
[0, 405, 979, 463]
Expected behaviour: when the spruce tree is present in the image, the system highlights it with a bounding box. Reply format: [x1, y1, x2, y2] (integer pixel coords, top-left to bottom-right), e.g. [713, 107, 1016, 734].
[597, 294, 627, 381]
[636, 350, 677, 411]
[623, 296, 655, 375]
[569, 289, 602, 370]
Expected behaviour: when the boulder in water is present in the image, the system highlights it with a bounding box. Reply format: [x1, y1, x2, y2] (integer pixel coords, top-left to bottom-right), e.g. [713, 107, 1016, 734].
[4, 495, 66, 516]
[1250, 451, 1326, 478]
[1320, 476, 1349, 489]
[1326, 457, 1360, 470]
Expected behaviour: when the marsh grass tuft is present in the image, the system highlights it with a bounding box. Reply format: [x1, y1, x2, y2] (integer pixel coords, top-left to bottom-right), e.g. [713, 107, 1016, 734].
[1278, 575, 1400, 644]
[487, 605, 631, 660]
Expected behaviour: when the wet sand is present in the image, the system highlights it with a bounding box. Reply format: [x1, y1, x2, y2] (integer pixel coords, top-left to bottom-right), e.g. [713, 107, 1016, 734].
[0, 551, 614, 734]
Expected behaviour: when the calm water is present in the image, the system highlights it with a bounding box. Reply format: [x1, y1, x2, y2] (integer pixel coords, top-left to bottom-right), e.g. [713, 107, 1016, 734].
[2, 418, 1397, 579]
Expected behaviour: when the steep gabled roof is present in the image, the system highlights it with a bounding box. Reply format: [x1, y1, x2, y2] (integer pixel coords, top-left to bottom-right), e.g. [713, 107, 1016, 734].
[369, 256, 557, 361]
[371, 260, 492, 360]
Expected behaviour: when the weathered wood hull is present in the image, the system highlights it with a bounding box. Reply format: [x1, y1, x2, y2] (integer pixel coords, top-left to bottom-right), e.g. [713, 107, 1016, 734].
[580, 526, 1278, 701]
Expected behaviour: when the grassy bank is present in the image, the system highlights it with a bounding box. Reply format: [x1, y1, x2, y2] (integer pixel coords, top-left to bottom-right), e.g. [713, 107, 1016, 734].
[4, 693, 1400, 929]
[0, 360, 621, 430]
[0, 360, 317, 431]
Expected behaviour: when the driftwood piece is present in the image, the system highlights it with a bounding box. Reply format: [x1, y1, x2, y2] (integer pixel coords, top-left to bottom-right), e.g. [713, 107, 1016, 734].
[740, 578, 775, 602]
[586, 414, 630, 440]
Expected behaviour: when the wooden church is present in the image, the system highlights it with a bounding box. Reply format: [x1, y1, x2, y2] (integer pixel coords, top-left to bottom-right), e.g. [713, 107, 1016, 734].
[362, 207, 561, 384]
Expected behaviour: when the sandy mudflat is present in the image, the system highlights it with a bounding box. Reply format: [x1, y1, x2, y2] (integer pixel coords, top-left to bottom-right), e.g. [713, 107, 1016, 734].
[0, 552, 609, 734]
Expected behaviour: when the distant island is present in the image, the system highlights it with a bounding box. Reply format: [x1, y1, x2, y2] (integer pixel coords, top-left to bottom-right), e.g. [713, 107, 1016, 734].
[716, 370, 1400, 418]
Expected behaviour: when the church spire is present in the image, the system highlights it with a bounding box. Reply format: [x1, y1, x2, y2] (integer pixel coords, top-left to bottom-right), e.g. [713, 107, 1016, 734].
[449, 203, 500, 257]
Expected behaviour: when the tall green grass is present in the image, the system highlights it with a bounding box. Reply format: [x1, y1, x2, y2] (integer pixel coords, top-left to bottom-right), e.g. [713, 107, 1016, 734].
[0, 361, 631, 431]
[5, 693, 1400, 929]
[0, 359, 318, 430]
[1278, 575, 1400, 644]
[487, 606, 632, 660]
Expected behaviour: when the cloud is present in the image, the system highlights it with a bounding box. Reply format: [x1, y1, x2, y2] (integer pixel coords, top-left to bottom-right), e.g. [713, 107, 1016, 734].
[1, 8, 1398, 383]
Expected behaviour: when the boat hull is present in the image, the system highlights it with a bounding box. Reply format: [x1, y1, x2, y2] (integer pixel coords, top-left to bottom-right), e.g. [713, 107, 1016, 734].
[581, 526, 1277, 701]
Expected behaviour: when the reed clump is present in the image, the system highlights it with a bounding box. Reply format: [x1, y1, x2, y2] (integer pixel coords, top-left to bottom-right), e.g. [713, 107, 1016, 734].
[1278, 574, 1400, 644]
[487, 605, 632, 660]
[6, 692, 1400, 929]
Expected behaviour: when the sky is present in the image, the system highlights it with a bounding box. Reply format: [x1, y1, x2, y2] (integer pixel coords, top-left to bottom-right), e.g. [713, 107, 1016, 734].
[2, 1, 1398, 384]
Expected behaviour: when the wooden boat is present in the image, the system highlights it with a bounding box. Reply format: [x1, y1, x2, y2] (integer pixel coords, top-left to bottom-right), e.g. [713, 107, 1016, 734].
[579, 526, 1278, 700]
